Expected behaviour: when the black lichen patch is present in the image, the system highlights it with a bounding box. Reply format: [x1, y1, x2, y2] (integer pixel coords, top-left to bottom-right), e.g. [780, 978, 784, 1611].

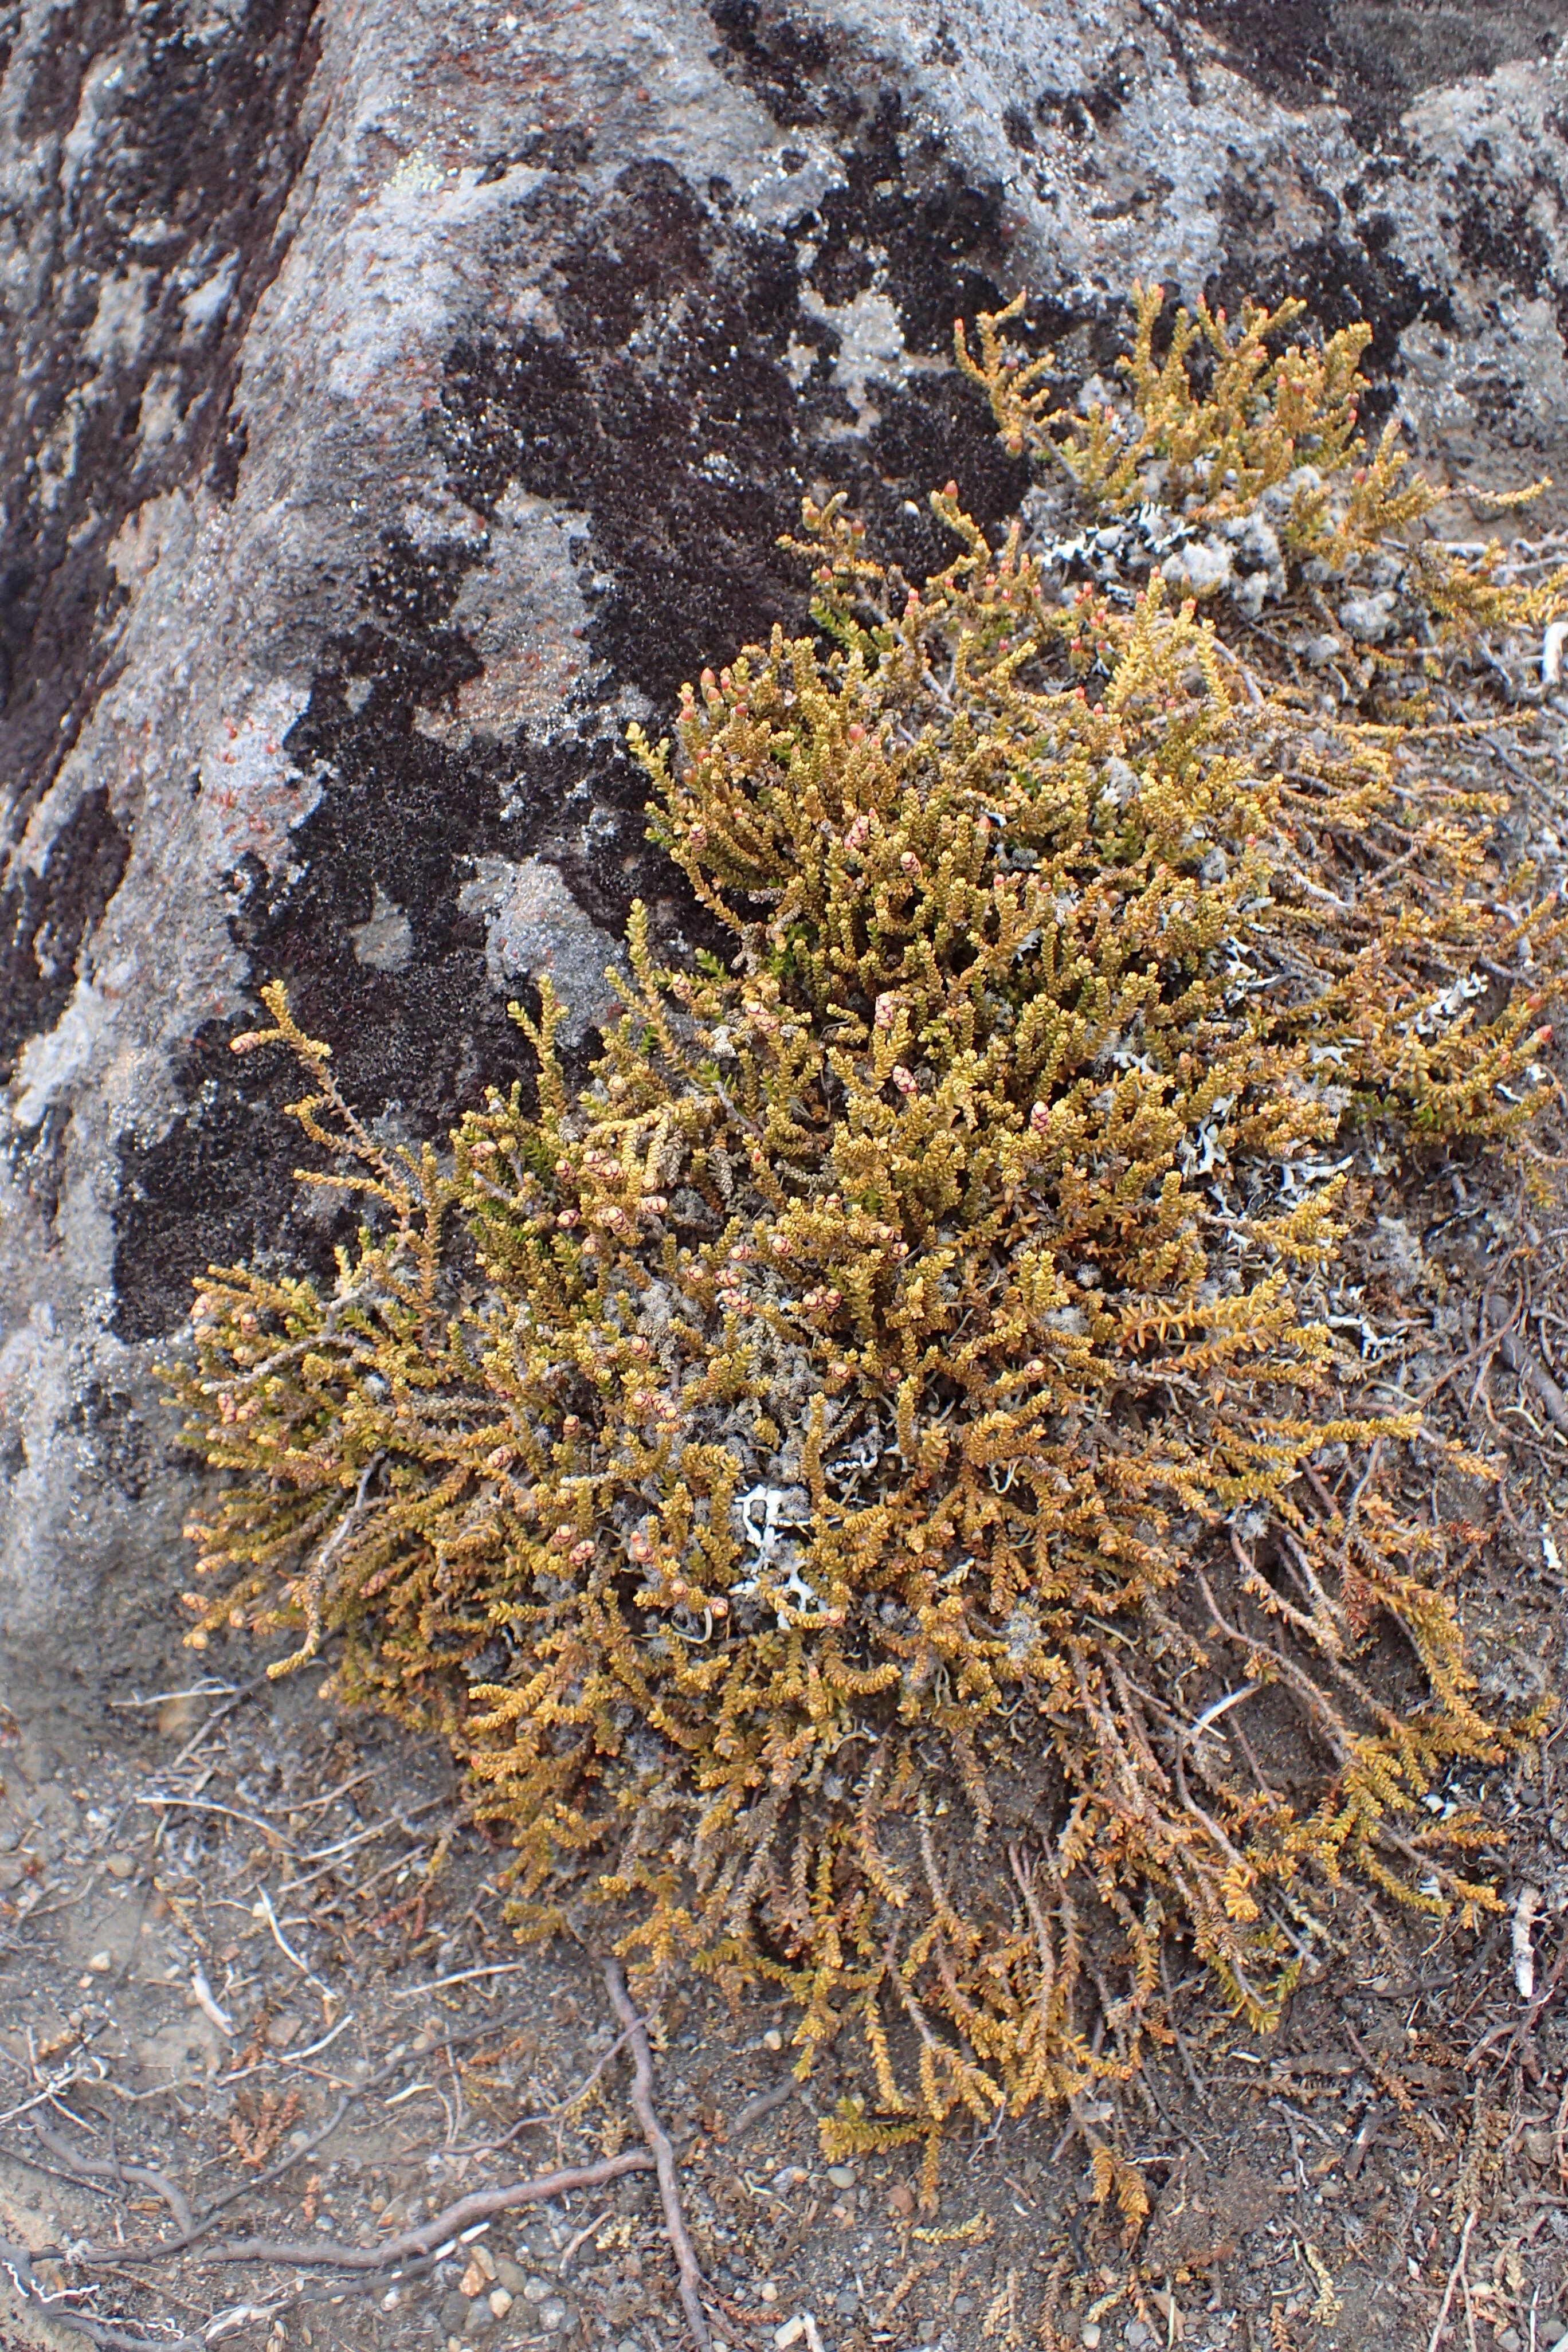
[1034, 46, 1140, 142]
[1205, 181, 1455, 434]
[0, 0, 322, 935]
[114, 1018, 328, 1347]
[112, 533, 569, 1342]
[436, 170, 806, 712]
[806, 95, 1016, 357]
[1187, 0, 1567, 145]
[706, 0, 867, 135]
[1, 786, 131, 1082]
[1452, 144, 1560, 342]
[436, 148, 1026, 713]
[115, 129, 1032, 1339]
[66, 1378, 153, 1504]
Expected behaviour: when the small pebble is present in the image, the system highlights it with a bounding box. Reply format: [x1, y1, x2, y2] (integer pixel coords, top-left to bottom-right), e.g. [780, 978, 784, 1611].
[826, 2164, 856, 2189]
[1081, 2329, 1101, 2351]
[488, 2290, 513, 2319]
[762, 2028, 783, 2051]
[1496, 2333, 1522, 2352]
[523, 2276, 550, 2303]
[954, 2296, 974, 2315]
[104, 1852, 136, 1880]
[85, 1950, 112, 1973]
[495, 2259, 527, 2294]
[1127, 2324, 1153, 2350]
[834, 2288, 859, 2316]
[758, 2283, 778, 2303]
[616, 2341, 644, 2352]
[540, 2304, 568, 2333]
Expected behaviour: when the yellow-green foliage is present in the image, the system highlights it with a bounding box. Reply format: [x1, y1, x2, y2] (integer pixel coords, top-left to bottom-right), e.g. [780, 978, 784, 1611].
[956, 283, 1566, 632]
[957, 283, 1373, 520]
[176, 291, 1566, 2201]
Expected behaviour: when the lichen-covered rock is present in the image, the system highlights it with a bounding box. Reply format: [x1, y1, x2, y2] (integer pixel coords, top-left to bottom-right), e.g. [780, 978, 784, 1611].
[3, 0, 1567, 1703]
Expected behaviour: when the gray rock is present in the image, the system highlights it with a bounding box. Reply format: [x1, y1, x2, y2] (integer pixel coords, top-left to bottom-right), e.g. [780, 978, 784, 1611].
[3, 0, 1568, 1705]
[457, 854, 626, 1046]
[1339, 588, 1399, 642]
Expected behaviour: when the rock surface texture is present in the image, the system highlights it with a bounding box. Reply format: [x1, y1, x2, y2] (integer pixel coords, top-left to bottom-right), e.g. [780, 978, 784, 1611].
[3, 0, 1567, 1705]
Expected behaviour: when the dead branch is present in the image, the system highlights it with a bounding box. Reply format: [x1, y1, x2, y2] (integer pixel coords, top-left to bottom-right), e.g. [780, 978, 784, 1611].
[32, 2121, 195, 2237]
[75, 2149, 654, 2276]
[2, 2235, 201, 2352]
[1422, 2207, 1476, 2352]
[726, 2080, 801, 2142]
[1158, 1943, 1214, 2119]
[1495, 1328, 1568, 1434]
[603, 1956, 713, 2352]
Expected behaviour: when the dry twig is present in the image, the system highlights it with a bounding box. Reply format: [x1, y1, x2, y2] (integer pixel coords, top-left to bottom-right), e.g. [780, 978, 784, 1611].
[603, 1957, 713, 2352]
[1424, 2209, 1477, 2352]
[171, 2151, 654, 2270]
[2, 2234, 201, 2352]
[32, 2122, 194, 2239]
[727, 2080, 801, 2141]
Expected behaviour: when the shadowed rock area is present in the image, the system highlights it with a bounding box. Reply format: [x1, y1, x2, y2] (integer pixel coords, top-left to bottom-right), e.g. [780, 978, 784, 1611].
[4, 0, 1568, 1710]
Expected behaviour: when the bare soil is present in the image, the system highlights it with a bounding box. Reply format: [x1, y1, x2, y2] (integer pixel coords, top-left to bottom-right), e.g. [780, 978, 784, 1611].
[1, 1536, 1565, 2352]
